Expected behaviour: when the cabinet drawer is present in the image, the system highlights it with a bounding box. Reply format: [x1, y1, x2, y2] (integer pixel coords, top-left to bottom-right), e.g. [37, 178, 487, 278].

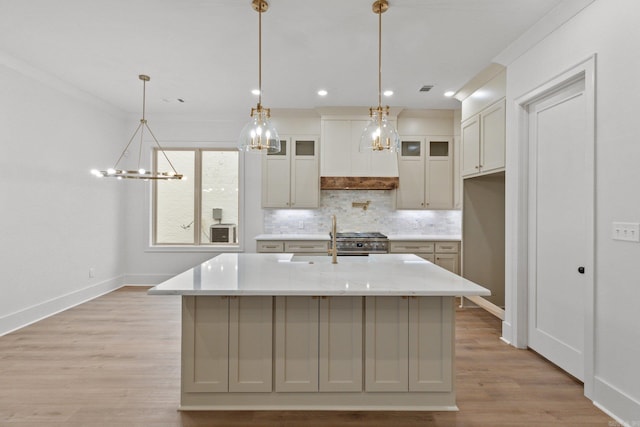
[257, 241, 284, 253]
[435, 242, 459, 253]
[284, 241, 328, 253]
[389, 242, 435, 254]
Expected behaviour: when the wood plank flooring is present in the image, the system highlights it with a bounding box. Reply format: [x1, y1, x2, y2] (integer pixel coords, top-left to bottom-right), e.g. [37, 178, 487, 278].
[0, 287, 613, 426]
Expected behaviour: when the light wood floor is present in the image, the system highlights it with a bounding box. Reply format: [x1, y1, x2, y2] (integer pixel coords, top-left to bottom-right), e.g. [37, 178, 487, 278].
[0, 287, 612, 426]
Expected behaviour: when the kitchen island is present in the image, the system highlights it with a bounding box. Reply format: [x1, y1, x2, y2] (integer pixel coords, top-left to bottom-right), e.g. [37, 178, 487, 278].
[149, 253, 490, 411]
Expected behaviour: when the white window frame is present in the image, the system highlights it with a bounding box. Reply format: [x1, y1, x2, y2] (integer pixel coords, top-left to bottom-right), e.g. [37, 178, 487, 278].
[147, 146, 245, 253]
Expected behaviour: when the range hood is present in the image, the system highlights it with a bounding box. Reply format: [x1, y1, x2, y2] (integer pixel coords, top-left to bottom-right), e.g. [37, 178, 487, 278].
[320, 176, 399, 190]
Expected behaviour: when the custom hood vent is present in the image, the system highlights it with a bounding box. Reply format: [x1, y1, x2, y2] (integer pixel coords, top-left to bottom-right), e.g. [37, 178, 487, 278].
[320, 176, 399, 190]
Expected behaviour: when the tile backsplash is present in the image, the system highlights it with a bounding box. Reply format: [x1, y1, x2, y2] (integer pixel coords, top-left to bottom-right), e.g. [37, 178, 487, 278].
[263, 190, 461, 235]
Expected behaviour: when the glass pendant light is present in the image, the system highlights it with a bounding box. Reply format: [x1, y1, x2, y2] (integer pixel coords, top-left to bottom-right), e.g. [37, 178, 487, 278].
[238, 0, 280, 154]
[359, 0, 400, 153]
[91, 75, 183, 180]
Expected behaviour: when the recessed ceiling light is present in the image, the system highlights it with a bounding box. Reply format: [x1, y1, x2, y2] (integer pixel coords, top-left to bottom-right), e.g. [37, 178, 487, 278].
[317, 89, 328, 96]
[251, 89, 261, 96]
[383, 90, 393, 97]
[444, 91, 455, 97]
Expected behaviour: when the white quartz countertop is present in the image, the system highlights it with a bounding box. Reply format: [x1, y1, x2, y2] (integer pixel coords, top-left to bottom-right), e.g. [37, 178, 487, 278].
[387, 234, 461, 241]
[148, 253, 489, 297]
[255, 234, 330, 241]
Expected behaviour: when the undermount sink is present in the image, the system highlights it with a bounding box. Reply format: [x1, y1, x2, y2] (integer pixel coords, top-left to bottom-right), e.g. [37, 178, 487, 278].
[290, 255, 371, 264]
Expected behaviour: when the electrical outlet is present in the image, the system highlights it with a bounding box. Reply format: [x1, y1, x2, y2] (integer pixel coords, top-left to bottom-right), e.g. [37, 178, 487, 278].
[612, 222, 640, 242]
[89, 268, 95, 278]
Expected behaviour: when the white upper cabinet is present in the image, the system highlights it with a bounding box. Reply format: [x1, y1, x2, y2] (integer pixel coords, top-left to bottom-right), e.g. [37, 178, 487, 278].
[460, 69, 506, 179]
[262, 136, 319, 208]
[461, 99, 505, 178]
[321, 118, 398, 177]
[396, 136, 453, 209]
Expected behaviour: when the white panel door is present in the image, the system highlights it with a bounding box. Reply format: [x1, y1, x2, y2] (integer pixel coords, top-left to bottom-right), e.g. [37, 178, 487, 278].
[274, 296, 319, 392]
[461, 116, 480, 176]
[527, 77, 590, 381]
[291, 138, 319, 208]
[319, 296, 363, 392]
[182, 296, 229, 392]
[364, 296, 408, 392]
[408, 297, 453, 392]
[396, 139, 425, 209]
[262, 138, 291, 208]
[228, 296, 273, 392]
[480, 99, 506, 173]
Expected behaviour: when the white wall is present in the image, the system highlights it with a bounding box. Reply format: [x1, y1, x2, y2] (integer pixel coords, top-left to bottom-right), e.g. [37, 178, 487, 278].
[0, 56, 126, 335]
[504, 0, 640, 422]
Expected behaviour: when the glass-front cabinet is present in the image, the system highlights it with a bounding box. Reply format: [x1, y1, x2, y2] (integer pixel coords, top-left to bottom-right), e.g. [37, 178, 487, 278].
[262, 136, 319, 208]
[396, 137, 453, 210]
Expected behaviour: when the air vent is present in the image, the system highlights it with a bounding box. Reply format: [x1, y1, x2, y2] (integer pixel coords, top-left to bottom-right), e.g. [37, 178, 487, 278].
[419, 85, 434, 92]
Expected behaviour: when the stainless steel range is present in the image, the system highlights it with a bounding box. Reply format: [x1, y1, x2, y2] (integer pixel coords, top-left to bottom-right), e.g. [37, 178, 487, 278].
[330, 232, 389, 255]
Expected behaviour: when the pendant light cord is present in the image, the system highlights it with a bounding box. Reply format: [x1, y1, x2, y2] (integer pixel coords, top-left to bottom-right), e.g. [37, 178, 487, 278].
[258, 3, 263, 108]
[378, 5, 382, 109]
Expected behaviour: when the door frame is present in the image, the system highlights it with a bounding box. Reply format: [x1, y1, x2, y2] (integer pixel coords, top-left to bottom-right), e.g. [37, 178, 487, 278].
[508, 55, 596, 398]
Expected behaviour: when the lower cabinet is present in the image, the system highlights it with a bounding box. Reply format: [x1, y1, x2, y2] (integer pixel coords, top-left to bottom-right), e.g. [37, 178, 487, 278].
[389, 240, 460, 275]
[257, 240, 329, 256]
[365, 296, 453, 392]
[181, 295, 453, 408]
[275, 296, 363, 392]
[182, 296, 273, 393]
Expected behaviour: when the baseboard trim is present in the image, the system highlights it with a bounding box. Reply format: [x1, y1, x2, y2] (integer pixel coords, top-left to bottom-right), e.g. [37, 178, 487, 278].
[593, 376, 640, 426]
[464, 295, 505, 320]
[0, 276, 124, 336]
[501, 320, 513, 345]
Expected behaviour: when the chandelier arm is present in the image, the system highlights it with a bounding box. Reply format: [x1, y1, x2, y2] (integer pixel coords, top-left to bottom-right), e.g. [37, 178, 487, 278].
[112, 122, 143, 170]
[138, 121, 145, 171]
[144, 122, 180, 175]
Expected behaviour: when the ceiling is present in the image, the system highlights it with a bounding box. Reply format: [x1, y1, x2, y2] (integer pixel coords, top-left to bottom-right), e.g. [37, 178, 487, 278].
[0, 0, 567, 116]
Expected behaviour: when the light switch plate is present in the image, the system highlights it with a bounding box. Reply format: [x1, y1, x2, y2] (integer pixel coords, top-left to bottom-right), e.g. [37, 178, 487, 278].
[612, 222, 640, 242]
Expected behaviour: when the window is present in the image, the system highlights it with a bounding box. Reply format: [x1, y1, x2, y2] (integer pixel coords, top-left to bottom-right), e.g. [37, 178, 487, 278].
[153, 148, 240, 247]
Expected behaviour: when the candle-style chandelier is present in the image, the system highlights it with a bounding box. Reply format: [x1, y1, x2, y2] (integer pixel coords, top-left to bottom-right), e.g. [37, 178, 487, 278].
[91, 74, 183, 180]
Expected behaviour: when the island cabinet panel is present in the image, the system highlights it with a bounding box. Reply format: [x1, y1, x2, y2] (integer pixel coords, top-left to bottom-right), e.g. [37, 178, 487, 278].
[182, 296, 229, 392]
[274, 297, 319, 392]
[365, 296, 409, 392]
[319, 296, 363, 392]
[408, 297, 454, 392]
[228, 296, 273, 392]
